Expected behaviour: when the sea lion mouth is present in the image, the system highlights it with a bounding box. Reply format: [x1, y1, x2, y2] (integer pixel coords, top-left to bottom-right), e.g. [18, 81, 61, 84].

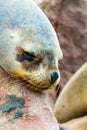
[16, 77, 49, 92]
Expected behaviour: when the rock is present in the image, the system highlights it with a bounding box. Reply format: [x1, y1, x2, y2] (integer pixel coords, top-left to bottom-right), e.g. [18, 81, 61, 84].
[0, 67, 60, 130]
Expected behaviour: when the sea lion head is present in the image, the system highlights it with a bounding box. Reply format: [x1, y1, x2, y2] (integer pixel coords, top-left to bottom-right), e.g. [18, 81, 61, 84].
[0, 0, 63, 91]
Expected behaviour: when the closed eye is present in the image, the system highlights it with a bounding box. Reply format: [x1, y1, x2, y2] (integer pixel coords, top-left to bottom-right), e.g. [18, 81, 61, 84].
[17, 51, 35, 62]
[23, 52, 35, 62]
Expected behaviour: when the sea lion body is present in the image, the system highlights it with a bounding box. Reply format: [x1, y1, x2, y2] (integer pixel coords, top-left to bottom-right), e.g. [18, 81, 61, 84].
[60, 116, 87, 130]
[0, 0, 62, 91]
[54, 62, 87, 122]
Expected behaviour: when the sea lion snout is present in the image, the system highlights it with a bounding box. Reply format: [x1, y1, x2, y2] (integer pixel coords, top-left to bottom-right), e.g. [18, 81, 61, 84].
[51, 72, 59, 84]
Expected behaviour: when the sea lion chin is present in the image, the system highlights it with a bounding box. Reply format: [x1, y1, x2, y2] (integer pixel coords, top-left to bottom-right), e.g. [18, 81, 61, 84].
[0, 0, 63, 92]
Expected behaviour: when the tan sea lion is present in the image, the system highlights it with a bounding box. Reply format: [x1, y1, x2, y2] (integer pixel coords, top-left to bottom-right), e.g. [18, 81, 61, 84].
[0, 0, 63, 92]
[54, 62, 87, 122]
[60, 116, 87, 130]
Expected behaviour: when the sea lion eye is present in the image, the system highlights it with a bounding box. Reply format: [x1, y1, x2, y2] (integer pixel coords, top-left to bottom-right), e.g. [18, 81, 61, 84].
[23, 52, 35, 62]
[17, 51, 35, 62]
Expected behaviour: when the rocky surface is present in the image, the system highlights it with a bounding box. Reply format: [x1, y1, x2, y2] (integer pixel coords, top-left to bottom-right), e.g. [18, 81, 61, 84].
[0, 67, 60, 130]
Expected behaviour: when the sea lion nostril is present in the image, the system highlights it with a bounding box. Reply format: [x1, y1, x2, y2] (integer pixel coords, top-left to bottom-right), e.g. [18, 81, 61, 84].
[51, 72, 59, 84]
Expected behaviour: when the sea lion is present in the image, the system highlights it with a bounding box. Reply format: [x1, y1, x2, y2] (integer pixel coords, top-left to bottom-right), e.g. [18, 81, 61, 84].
[0, 0, 62, 91]
[54, 62, 87, 122]
[60, 116, 87, 130]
